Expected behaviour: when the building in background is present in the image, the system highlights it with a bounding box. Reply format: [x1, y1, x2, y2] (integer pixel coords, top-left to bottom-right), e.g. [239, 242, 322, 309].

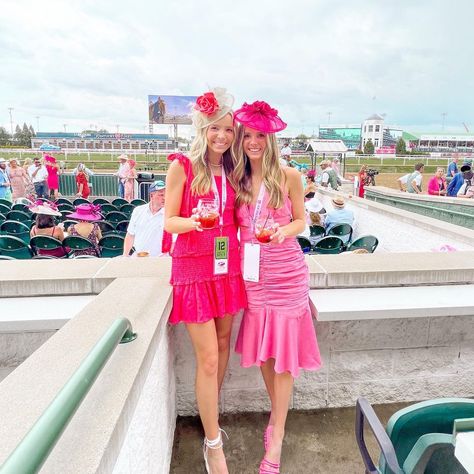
[31, 132, 176, 151]
[404, 132, 474, 153]
[319, 124, 361, 150]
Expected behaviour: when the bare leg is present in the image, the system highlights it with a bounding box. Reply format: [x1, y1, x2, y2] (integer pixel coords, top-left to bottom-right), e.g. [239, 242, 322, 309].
[186, 320, 228, 474]
[265, 371, 294, 465]
[215, 314, 233, 393]
[260, 359, 276, 425]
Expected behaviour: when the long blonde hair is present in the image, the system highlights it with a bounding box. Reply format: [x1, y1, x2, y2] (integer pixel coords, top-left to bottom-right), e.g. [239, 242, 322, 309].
[232, 125, 285, 209]
[189, 113, 235, 196]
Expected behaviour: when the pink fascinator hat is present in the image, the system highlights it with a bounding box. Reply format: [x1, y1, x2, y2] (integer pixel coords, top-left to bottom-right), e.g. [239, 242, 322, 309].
[233, 100, 287, 134]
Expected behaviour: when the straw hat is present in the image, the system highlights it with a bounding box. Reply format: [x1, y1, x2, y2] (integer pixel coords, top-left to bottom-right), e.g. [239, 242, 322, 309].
[332, 196, 345, 208]
[117, 154, 128, 161]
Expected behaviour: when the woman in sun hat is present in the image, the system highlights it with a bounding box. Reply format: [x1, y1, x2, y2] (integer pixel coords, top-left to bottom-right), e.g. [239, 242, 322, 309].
[29, 201, 68, 257]
[66, 203, 103, 257]
[232, 100, 321, 473]
[164, 88, 247, 473]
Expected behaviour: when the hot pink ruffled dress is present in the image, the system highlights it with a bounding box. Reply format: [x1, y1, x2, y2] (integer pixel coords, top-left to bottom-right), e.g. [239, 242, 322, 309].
[168, 154, 247, 325]
[235, 189, 321, 378]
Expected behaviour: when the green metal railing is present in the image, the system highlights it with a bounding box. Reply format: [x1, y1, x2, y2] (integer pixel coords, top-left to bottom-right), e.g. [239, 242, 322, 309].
[0, 318, 137, 474]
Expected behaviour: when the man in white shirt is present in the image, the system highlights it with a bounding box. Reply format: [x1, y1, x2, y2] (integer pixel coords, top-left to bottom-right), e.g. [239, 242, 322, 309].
[115, 154, 129, 198]
[28, 157, 49, 198]
[123, 180, 167, 257]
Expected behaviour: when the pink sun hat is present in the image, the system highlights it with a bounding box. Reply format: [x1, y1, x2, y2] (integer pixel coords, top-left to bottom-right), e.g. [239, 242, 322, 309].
[233, 100, 287, 133]
[66, 203, 102, 222]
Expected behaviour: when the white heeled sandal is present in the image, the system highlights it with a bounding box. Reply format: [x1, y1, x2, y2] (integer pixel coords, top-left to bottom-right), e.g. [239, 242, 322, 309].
[203, 428, 228, 473]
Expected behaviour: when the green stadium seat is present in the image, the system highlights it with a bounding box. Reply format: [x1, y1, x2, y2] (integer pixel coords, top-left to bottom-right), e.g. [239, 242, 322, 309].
[119, 203, 135, 217]
[62, 220, 79, 232]
[131, 199, 146, 206]
[99, 234, 124, 258]
[296, 236, 312, 253]
[63, 235, 98, 257]
[327, 224, 353, 247]
[0, 203, 11, 215]
[11, 203, 31, 214]
[312, 236, 344, 254]
[6, 210, 32, 223]
[356, 397, 474, 474]
[0, 235, 33, 259]
[55, 198, 73, 206]
[100, 203, 118, 215]
[115, 220, 129, 236]
[96, 220, 116, 235]
[73, 198, 89, 206]
[106, 211, 128, 225]
[0, 213, 6, 223]
[348, 235, 379, 253]
[30, 235, 68, 258]
[0, 220, 31, 244]
[309, 225, 326, 239]
[112, 198, 128, 207]
[93, 198, 110, 205]
[0, 199, 12, 209]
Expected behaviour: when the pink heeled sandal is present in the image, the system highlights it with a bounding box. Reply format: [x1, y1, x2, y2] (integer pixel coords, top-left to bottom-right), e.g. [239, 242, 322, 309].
[259, 457, 280, 474]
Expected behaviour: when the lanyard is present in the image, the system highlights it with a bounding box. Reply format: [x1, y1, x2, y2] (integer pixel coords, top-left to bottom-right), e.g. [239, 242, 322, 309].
[211, 164, 227, 229]
[248, 182, 266, 233]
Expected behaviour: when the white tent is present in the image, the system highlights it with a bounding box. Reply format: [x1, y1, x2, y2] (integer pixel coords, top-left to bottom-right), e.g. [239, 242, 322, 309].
[305, 139, 348, 154]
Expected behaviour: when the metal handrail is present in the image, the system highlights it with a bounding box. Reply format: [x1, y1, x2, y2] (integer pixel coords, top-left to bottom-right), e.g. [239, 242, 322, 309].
[0, 318, 137, 474]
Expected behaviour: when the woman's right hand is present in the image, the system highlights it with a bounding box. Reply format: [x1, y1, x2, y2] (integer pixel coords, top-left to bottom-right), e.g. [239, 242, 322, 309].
[188, 210, 203, 232]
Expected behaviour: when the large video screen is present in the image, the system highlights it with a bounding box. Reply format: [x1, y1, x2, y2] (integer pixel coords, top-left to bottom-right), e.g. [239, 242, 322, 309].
[148, 95, 197, 125]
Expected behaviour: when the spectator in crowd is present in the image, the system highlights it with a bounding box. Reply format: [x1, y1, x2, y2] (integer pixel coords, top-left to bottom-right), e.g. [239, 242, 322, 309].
[124, 158, 137, 202]
[301, 196, 326, 246]
[72, 163, 94, 177]
[406, 162, 425, 194]
[8, 158, 29, 200]
[300, 166, 308, 188]
[0, 158, 12, 201]
[28, 157, 49, 199]
[320, 160, 340, 190]
[325, 195, 355, 232]
[123, 180, 167, 257]
[304, 170, 317, 200]
[447, 156, 459, 181]
[427, 167, 447, 196]
[115, 154, 129, 198]
[447, 160, 472, 196]
[29, 202, 68, 257]
[22, 158, 35, 198]
[280, 142, 292, 166]
[331, 157, 343, 179]
[397, 173, 410, 192]
[66, 204, 103, 257]
[44, 154, 61, 200]
[457, 164, 474, 199]
[358, 164, 368, 198]
[75, 163, 91, 199]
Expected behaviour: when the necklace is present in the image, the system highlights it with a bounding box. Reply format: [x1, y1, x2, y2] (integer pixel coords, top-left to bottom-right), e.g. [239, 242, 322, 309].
[209, 161, 222, 168]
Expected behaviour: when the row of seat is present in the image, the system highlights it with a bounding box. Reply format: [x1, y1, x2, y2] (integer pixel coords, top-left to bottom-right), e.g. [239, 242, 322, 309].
[297, 234, 379, 254]
[0, 234, 125, 260]
[0, 197, 146, 210]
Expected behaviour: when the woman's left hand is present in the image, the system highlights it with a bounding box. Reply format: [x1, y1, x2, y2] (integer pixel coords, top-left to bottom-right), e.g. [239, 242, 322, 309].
[269, 224, 285, 245]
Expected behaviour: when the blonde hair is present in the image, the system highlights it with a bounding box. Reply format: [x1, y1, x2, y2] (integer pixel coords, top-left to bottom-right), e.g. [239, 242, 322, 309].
[23, 158, 33, 167]
[189, 113, 235, 196]
[309, 212, 322, 225]
[232, 125, 285, 209]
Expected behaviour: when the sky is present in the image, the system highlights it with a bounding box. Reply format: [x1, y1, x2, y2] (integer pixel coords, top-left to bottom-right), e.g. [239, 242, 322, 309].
[1, 0, 473, 138]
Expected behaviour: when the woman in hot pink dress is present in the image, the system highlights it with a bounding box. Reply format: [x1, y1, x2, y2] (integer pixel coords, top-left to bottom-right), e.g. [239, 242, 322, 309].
[44, 154, 60, 200]
[232, 101, 321, 474]
[164, 89, 247, 474]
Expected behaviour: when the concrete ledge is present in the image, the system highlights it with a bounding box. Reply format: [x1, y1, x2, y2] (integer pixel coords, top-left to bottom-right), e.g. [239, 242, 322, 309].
[310, 284, 474, 321]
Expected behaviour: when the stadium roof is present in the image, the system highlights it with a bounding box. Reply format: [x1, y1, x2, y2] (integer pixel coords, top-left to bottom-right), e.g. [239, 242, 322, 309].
[365, 114, 384, 121]
[36, 132, 170, 140]
[306, 140, 348, 153]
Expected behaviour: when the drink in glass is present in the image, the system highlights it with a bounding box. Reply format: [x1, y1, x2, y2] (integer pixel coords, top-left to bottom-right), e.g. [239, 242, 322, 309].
[197, 199, 219, 229]
[255, 215, 276, 243]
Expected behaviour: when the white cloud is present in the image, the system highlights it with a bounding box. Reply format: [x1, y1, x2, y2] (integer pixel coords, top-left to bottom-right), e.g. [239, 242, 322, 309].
[0, 0, 473, 136]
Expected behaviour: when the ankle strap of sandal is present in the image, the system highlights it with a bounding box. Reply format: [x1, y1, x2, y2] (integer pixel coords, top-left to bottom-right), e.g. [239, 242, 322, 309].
[204, 428, 228, 449]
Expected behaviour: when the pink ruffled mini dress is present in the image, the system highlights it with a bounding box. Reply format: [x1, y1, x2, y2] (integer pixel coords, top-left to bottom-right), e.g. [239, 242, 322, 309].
[168, 154, 247, 325]
[235, 188, 321, 378]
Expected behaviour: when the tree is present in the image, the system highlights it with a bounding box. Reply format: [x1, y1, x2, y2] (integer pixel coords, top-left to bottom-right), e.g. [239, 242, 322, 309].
[396, 137, 407, 155]
[296, 134, 309, 140]
[29, 125, 35, 136]
[364, 139, 374, 155]
[0, 127, 10, 146]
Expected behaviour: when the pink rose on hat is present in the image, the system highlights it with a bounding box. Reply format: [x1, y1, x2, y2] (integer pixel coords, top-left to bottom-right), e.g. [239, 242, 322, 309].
[195, 92, 219, 116]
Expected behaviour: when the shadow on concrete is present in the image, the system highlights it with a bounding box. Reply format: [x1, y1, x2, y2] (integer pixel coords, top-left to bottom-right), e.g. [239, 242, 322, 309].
[171, 403, 410, 473]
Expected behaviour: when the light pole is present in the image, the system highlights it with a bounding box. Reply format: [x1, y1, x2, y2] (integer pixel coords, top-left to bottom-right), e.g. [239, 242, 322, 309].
[116, 124, 120, 133]
[441, 112, 447, 131]
[63, 124, 67, 133]
[35, 116, 40, 133]
[327, 111, 332, 124]
[8, 107, 14, 136]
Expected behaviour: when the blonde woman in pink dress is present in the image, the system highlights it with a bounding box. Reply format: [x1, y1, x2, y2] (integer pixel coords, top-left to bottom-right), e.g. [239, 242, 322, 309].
[232, 101, 321, 474]
[124, 159, 137, 202]
[8, 158, 29, 199]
